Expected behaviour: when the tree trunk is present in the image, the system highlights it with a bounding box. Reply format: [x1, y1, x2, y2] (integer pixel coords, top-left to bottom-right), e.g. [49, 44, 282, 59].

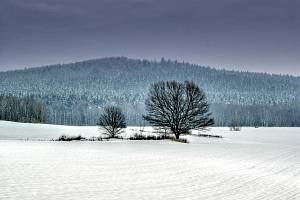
[175, 130, 180, 139]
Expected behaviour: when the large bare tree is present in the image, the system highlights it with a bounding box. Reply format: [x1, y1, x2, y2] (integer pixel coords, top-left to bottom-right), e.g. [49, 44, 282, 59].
[97, 106, 127, 138]
[143, 81, 214, 139]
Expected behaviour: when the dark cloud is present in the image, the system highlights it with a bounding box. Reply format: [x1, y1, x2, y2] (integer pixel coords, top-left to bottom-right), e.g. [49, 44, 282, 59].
[0, 0, 299, 75]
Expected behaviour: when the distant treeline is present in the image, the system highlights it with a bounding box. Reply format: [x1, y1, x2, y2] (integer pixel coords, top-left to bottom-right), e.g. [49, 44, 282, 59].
[211, 104, 300, 127]
[0, 95, 47, 123]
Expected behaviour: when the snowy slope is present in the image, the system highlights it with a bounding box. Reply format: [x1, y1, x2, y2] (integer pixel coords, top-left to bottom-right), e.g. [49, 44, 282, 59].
[0, 121, 299, 199]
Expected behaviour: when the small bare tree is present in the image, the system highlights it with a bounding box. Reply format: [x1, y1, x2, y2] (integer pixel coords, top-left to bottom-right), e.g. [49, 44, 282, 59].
[143, 80, 214, 139]
[97, 106, 127, 138]
[229, 118, 241, 131]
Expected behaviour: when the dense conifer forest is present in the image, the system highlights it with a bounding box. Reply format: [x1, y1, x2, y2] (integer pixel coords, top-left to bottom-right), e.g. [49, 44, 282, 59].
[0, 57, 299, 126]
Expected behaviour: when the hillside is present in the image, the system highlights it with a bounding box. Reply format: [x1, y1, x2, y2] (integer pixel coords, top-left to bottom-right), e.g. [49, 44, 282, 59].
[0, 57, 299, 126]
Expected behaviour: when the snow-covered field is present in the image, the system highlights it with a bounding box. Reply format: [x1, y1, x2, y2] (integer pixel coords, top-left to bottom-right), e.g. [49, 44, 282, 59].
[0, 121, 299, 199]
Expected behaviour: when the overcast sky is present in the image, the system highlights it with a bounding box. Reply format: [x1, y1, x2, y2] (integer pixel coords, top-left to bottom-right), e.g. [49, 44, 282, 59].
[0, 0, 299, 75]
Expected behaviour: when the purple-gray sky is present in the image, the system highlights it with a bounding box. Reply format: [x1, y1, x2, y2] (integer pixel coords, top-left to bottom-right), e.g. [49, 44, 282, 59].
[1, 0, 299, 75]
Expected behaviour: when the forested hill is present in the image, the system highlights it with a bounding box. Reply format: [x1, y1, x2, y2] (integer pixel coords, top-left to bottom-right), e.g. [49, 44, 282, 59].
[1, 57, 299, 126]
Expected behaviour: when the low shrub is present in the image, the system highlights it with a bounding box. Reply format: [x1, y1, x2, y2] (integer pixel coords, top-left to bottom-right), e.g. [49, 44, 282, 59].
[129, 133, 170, 140]
[230, 126, 242, 131]
[56, 135, 86, 141]
[169, 137, 188, 143]
[196, 133, 223, 138]
[129, 133, 188, 143]
[88, 136, 103, 141]
[103, 135, 124, 140]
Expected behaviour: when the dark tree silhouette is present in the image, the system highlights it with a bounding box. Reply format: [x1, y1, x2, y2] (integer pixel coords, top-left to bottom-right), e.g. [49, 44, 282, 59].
[97, 106, 127, 138]
[144, 81, 214, 139]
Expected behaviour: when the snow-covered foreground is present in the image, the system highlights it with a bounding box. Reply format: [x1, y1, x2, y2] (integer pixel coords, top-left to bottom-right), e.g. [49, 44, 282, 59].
[0, 121, 299, 199]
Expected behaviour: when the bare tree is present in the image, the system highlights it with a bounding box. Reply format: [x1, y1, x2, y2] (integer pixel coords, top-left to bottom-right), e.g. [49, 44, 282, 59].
[143, 81, 214, 139]
[229, 118, 242, 131]
[97, 106, 127, 138]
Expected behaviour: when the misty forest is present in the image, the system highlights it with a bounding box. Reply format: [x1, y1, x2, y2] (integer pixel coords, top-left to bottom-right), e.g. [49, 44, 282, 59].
[0, 57, 299, 127]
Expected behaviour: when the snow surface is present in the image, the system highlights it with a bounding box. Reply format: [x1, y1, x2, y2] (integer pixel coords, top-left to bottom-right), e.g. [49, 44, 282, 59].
[0, 121, 299, 199]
